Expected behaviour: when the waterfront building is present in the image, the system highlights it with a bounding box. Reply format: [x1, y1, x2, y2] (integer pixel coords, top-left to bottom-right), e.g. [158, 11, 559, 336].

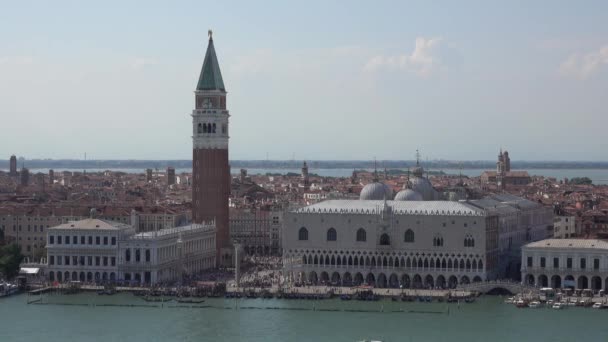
[46, 217, 134, 283]
[553, 216, 577, 238]
[46, 216, 216, 285]
[118, 222, 216, 284]
[521, 238, 608, 290]
[191, 30, 231, 266]
[282, 194, 552, 287]
[283, 199, 499, 288]
[467, 194, 553, 279]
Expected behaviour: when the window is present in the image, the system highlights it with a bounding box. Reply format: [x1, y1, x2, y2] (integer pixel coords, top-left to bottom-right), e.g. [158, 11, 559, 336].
[95, 257, 100, 266]
[72, 236, 77, 245]
[433, 235, 444, 247]
[103, 257, 108, 266]
[50, 235, 54, 244]
[65, 256, 70, 265]
[326, 228, 337, 241]
[145, 249, 151, 262]
[111, 257, 116, 266]
[88, 256, 93, 266]
[81, 236, 85, 244]
[49, 256, 55, 265]
[464, 234, 474, 247]
[298, 227, 308, 241]
[96, 236, 100, 245]
[404, 229, 415, 243]
[88, 236, 93, 245]
[126, 249, 131, 262]
[580, 258, 586, 269]
[356, 228, 366, 242]
[111, 237, 116, 245]
[540, 257, 546, 268]
[135, 249, 141, 262]
[379, 233, 390, 246]
[72, 256, 77, 265]
[553, 257, 559, 269]
[594, 258, 600, 270]
[65, 236, 69, 245]
[103, 237, 108, 245]
[527, 257, 533, 267]
[567, 257, 572, 269]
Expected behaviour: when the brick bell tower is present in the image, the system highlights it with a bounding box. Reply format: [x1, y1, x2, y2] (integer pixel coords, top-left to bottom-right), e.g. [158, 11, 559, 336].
[192, 30, 231, 266]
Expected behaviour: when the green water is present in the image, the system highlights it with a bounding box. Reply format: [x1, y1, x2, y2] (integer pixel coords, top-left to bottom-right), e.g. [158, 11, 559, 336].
[1, 293, 607, 341]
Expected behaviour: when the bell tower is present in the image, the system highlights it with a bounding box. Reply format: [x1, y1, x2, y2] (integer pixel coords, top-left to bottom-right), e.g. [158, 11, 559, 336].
[192, 30, 231, 266]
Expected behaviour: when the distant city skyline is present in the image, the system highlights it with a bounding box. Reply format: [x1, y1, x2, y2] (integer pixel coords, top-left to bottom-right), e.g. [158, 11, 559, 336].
[1, 1, 607, 161]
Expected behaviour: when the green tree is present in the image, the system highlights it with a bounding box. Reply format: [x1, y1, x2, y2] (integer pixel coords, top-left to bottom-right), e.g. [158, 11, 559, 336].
[570, 177, 593, 185]
[0, 244, 24, 280]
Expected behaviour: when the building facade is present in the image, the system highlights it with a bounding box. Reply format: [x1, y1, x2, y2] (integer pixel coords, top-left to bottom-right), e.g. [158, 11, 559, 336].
[118, 223, 216, 284]
[191, 31, 231, 266]
[521, 239, 608, 291]
[45, 218, 216, 285]
[9, 155, 17, 176]
[46, 219, 134, 283]
[283, 200, 500, 289]
[230, 209, 283, 256]
[553, 216, 577, 238]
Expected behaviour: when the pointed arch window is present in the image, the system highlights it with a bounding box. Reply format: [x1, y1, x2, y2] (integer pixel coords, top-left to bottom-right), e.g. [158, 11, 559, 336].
[356, 228, 366, 242]
[379, 233, 390, 246]
[298, 227, 308, 241]
[433, 234, 444, 247]
[404, 229, 415, 243]
[197, 123, 203, 134]
[327, 228, 337, 241]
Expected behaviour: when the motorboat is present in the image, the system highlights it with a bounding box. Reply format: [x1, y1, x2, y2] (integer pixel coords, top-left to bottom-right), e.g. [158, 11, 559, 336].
[552, 302, 564, 310]
[504, 297, 515, 304]
[592, 302, 603, 309]
[547, 300, 554, 306]
[515, 299, 528, 308]
[528, 301, 541, 308]
[0, 282, 20, 297]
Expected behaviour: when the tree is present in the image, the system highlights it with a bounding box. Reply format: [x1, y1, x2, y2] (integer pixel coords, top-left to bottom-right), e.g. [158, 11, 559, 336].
[0, 244, 24, 280]
[570, 177, 593, 185]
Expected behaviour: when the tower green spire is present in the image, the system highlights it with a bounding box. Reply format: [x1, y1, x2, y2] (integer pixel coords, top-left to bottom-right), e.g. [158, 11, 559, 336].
[196, 30, 226, 91]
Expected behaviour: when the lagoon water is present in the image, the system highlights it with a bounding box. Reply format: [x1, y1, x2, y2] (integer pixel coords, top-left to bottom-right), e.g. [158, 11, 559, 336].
[1, 293, 607, 342]
[15, 168, 608, 185]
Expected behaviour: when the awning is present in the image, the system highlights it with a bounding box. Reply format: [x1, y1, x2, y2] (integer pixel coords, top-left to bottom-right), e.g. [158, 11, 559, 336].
[19, 267, 40, 275]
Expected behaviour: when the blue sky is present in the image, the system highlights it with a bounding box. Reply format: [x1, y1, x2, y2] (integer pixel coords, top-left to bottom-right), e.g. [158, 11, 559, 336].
[1, 0, 607, 161]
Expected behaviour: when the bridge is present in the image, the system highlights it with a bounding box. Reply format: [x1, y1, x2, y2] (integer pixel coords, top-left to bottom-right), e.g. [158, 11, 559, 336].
[457, 280, 537, 295]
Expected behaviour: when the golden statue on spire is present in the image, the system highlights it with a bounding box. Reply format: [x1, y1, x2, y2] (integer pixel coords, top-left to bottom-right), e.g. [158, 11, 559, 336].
[208, 29, 213, 39]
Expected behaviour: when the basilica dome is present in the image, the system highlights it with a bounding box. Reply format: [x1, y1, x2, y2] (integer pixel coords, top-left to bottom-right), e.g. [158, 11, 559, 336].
[360, 182, 393, 200]
[394, 188, 423, 201]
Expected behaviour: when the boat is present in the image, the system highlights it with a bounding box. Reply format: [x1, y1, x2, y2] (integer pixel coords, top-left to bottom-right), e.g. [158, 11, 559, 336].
[515, 299, 527, 308]
[528, 301, 540, 308]
[340, 294, 352, 301]
[592, 302, 603, 309]
[176, 298, 205, 304]
[0, 282, 20, 297]
[552, 302, 564, 310]
[504, 297, 515, 304]
[547, 300, 554, 306]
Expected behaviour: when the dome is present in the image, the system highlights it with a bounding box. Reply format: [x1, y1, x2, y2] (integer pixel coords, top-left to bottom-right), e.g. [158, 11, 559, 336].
[410, 176, 437, 200]
[360, 182, 393, 200]
[394, 189, 423, 201]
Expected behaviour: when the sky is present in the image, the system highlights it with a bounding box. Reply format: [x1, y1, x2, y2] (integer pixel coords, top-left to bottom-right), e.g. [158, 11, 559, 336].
[1, 0, 607, 161]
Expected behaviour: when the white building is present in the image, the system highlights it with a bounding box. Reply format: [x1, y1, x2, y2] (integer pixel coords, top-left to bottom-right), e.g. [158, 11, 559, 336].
[46, 219, 135, 283]
[118, 223, 216, 284]
[283, 200, 500, 289]
[283, 194, 553, 288]
[521, 239, 608, 291]
[46, 218, 216, 285]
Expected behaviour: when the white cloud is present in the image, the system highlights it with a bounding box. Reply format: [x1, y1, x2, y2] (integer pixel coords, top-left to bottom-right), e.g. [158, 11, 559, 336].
[364, 37, 444, 76]
[559, 45, 608, 79]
